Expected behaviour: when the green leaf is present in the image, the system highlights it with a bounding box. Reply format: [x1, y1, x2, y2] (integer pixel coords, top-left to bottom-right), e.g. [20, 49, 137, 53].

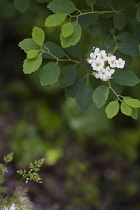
[39, 62, 60, 85]
[23, 54, 42, 74]
[113, 12, 126, 31]
[112, 71, 140, 86]
[86, 0, 96, 7]
[118, 39, 140, 55]
[105, 101, 119, 119]
[121, 102, 132, 116]
[4, 152, 14, 163]
[47, 0, 77, 14]
[18, 38, 40, 53]
[13, 0, 30, 13]
[96, 0, 113, 8]
[65, 79, 93, 110]
[131, 108, 138, 120]
[76, 81, 93, 110]
[43, 41, 66, 59]
[79, 13, 99, 28]
[32, 26, 45, 46]
[59, 65, 77, 87]
[27, 50, 38, 59]
[90, 24, 102, 40]
[92, 85, 109, 108]
[136, 4, 140, 22]
[124, 99, 140, 108]
[45, 13, 67, 27]
[100, 39, 116, 53]
[60, 21, 82, 48]
[62, 22, 74, 38]
[117, 32, 131, 41]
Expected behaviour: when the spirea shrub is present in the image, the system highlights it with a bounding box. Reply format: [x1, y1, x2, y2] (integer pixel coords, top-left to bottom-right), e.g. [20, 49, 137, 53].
[17, 0, 140, 119]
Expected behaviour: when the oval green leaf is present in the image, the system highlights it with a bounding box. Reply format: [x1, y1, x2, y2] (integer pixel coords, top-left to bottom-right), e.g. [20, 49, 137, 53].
[92, 85, 109, 108]
[118, 39, 140, 55]
[59, 65, 77, 87]
[105, 101, 119, 119]
[113, 13, 126, 31]
[113, 71, 140, 86]
[47, 0, 77, 14]
[121, 102, 132, 116]
[27, 50, 38, 59]
[62, 22, 73, 38]
[45, 13, 67, 27]
[86, 0, 96, 7]
[18, 38, 40, 53]
[60, 21, 82, 48]
[39, 62, 60, 86]
[23, 54, 42, 74]
[32, 26, 45, 46]
[124, 99, 140, 108]
[14, 0, 30, 13]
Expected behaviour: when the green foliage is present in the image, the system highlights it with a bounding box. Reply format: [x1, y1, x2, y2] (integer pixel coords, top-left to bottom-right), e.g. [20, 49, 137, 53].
[32, 26, 45, 46]
[105, 100, 120, 119]
[17, 0, 140, 119]
[118, 39, 140, 55]
[17, 158, 45, 183]
[124, 98, 140, 108]
[113, 71, 140, 86]
[39, 62, 60, 85]
[92, 85, 109, 108]
[86, 0, 96, 8]
[0, 153, 44, 209]
[18, 38, 40, 53]
[113, 12, 126, 31]
[27, 50, 38, 59]
[60, 21, 82, 48]
[61, 22, 74, 38]
[4, 152, 14, 163]
[45, 13, 67, 27]
[47, 0, 77, 14]
[13, 0, 30, 13]
[121, 102, 132, 116]
[23, 54, 42, 74]
[60, 65, 77, 87]
[43, 41, 66, 59]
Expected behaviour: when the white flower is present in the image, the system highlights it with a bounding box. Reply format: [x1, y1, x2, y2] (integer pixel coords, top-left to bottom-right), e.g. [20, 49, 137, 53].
[116, 58, 125, 69]
[94, 48, 102, 56]
[87, 59, 93, 64]
[91, 59, 104, 71]
[105, 66, 115, 77]
[98, 69, 109, 81]
[92, 72, 100, 79]
[97, 54, 108, 61]
[107, 54, 116, 61]
[108, 59, 117, 68]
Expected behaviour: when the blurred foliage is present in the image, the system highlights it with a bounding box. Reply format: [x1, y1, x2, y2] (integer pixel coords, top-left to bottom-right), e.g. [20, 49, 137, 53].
[0, 0, 140, 209]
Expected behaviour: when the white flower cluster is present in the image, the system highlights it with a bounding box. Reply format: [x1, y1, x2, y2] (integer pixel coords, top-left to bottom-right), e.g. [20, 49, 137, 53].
[87, 47, 125, 81]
